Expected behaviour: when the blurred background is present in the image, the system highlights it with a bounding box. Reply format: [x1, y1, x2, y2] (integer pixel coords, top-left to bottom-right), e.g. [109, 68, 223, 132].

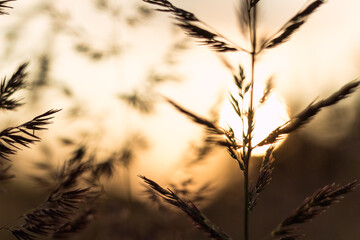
[0, 0, 359, 239]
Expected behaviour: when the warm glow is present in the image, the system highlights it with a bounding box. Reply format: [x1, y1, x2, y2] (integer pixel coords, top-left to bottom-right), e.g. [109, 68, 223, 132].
[219, 83, 290, 155]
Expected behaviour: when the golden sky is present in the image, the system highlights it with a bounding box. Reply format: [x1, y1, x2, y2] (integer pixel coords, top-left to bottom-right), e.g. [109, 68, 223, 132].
[0, 0, 359, 197]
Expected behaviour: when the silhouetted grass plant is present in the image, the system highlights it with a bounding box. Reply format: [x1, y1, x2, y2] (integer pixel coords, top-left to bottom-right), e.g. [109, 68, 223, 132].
[0, 0, 358, 239]
[0, 2, 107, 239]
[0, 1, 216, 239]
[140, 1, 360, 239]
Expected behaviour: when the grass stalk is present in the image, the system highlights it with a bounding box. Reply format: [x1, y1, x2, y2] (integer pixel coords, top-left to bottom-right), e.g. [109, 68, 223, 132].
[140, 1, 359, 239]
[243, 2, 257, 239]
[243, 166, 250, 240]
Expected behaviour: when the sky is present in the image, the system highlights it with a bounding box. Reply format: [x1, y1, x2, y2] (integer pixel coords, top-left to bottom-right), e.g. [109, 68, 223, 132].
[0, 0, 359, 198]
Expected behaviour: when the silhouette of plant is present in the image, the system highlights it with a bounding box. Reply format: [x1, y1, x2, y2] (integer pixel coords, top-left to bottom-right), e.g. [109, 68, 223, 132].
[140, 1, 360, 239]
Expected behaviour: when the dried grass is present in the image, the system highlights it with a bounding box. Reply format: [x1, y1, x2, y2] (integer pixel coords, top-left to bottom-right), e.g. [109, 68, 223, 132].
[0, 0, 358, 239]
[140, 0, 359, 239]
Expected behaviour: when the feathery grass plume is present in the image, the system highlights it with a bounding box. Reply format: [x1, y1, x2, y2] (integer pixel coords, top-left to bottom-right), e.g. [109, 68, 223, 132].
[0, 109, 61, 160]
[234, 65, 247, 98]
[249, 145, 275, 211]
[223, 127, 244, 170]
[95, 0, 153, 25]
[92, 148, 132, 180]
[165, 97, 224, 135]
[261, 0, 325, 50]
[229, 94, 241, 118]
[30, 144, 111, 190]
[142, 0, 360, 239]
[139, 175, 233, 240]
[126, 5, 154, 27]
[174, 22, 238, 52]
[169, 178, 212, 205]
[52, 208, 96, 239]
[144, 178, 212, 212]
[167, 99, 242, 150]
[142, 186, 168, 211]
[223, 65, 252, 168]
[118, 90, 154, 114]
[55, 147, 92, 190]
[181, 95, 223, 167]
[0, 63, 28, 110]
[142, 0, 246, 52]
[92, 154, 116, 179]
[228, 65, 250, 125]
[272, 180, 359, 240]
[257, 79, 360, 147]
[6, 187, 101, 240]
[10, 229, 35, 240]
[143, 0, 198, 21]
[0, 0, 14, 15]
[8, 146, 105, 240]
[29, 145, 90, 191]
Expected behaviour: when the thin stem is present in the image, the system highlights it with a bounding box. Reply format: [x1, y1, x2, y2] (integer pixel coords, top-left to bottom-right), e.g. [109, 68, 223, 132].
[243, 165, 249, 240]
[243, 2, 257, 240]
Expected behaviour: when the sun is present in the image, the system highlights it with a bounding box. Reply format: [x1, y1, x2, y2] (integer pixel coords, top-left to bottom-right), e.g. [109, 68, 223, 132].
[219, 83, 290, 155]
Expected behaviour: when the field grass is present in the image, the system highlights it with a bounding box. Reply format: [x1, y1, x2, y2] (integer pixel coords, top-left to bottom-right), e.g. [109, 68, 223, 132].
[0, 1, 359, 240]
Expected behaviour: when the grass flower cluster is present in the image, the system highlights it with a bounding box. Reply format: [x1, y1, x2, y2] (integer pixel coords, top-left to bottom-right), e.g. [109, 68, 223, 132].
[0, 0, 358, 239]
[139, 1, 360, 239]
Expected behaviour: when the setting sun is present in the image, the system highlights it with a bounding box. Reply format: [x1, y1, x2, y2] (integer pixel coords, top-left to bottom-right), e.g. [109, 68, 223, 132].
[219, 82, 290, 155]
[0, 1, 358, 239]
